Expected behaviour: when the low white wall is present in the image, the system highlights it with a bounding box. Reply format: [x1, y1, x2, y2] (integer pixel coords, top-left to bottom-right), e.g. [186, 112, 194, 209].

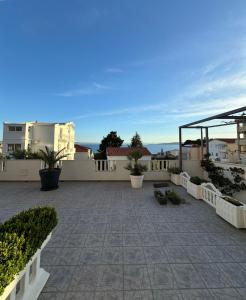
[0, 159, 204, 182]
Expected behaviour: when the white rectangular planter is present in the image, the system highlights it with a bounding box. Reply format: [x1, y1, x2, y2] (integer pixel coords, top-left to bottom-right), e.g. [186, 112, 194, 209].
[187, 181, 202, 200]
[216, 197, 246, 229]
[0, 232, 52, 300]
[170, 174, 181, 185]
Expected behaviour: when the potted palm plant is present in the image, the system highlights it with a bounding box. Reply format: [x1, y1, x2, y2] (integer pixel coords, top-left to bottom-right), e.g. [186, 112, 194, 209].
[125, 150, 147, 188]
[39, 146, 68, 191]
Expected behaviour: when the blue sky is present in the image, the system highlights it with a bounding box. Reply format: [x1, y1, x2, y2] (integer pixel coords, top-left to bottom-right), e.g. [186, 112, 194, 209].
[0, 0, 246, 143]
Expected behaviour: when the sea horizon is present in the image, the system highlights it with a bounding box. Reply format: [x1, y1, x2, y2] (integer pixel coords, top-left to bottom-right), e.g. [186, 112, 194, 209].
[76, 142, 179, 154]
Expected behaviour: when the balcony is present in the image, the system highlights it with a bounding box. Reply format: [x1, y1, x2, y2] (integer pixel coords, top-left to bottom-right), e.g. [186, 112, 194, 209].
[238, 125, 246, 132]
[0, 180, 246, 299]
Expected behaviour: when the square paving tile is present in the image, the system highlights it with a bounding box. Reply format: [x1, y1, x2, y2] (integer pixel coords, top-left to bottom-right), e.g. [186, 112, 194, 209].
[79, 247, 102, 265]
[101, 247, 123, 264]
[124, 290, 154, 299]
[124, 265, 151, 290]
[148, 264, 175, 290]
[42, 266, 75, 292]
[104, 234, 123, 247]
[97, 265, 123, 291]
[85, 234, 105, 247]
[70, 266, 100, 291]
[194, 263, 232, 288]
[209, 288, 243, 299]
[124, 247, 146, 264]
[216, 263, 246, 287]
[181, 289, 214, 300]
[171, 264, 205, 289]
[152, 289, 183, 299]
[143, 247, 169, 264]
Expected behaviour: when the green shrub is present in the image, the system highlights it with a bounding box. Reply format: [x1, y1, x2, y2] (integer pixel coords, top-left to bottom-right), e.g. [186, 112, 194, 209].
[154, 190, 167, 205]
[0, 233, 26, 295]
[167, 167, 181, 174]
[165, 190, 181, 205]
[190, 176, 205, 185]
[0, 207, 57, 295]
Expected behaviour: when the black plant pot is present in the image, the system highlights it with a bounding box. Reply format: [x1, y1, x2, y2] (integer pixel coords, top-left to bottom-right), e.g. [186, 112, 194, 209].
[39, 168, 61, 191]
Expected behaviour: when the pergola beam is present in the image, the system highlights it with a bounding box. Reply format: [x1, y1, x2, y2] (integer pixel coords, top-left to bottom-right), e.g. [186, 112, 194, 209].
[178, 106, 246, 170]
[181, 106, 246, 128]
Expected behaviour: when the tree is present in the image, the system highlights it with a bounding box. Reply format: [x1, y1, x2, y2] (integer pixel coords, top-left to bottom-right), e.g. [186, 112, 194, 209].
[98, 131, 124, 156]
[130, 132, 143, 148]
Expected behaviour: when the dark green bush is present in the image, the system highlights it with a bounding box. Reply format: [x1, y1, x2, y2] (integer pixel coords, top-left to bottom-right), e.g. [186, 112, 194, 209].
[190, 176, 205, 185]
[0, 207, 57, 295]
[165, 190, 181, 205]
[167, 167, 181, 174]
[222, 196, 243, 207]
[154, 190, 167, 205]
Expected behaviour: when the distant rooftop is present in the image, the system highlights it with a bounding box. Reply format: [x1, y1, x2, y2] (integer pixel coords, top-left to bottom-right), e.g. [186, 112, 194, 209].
[75, 144, 91, 153]
[212, 138, 236, 144]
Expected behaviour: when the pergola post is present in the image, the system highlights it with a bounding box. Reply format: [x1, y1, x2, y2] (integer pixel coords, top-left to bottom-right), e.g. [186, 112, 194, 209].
[179, 127, 182, 170]
[205, 127, 209, 156]
[237, 121, 241, 162]
[200, 128, 204, 159]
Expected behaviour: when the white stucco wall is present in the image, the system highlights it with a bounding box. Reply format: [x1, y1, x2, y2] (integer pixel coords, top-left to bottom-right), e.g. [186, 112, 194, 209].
[0, 159, 203, 182]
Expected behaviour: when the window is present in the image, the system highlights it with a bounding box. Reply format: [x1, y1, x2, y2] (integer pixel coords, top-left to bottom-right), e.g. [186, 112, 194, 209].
[8, 126, 22, 132]
[8, 126, 15, 131]
[7, 144, 21, 152]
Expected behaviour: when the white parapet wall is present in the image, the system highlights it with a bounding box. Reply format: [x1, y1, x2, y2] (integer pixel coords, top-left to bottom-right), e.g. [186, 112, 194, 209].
[0, 159, 175, 181]
[0, 159, 204, 182]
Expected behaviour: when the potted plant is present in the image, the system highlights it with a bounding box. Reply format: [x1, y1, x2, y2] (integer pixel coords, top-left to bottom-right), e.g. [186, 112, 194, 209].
[167, 167, 181, 185]
[125, 150, 147, 188]
[187, 176, 205, 200]
[39, 146, 68, 191]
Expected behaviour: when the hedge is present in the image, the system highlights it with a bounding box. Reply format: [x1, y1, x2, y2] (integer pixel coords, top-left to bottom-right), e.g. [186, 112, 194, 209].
[154, 190, 167, 205]
[165, 191, 181, 205]
[0, 207, 57, 295]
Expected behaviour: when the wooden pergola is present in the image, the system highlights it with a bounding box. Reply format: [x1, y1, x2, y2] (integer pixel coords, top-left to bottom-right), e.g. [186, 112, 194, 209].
[179, 106, 246, 170]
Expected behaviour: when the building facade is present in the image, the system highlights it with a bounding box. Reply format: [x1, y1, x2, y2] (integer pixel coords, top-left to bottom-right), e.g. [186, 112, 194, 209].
[74, 144, 94, 160]
[2, 122, 75, 159]
[209, 139, 237, 163]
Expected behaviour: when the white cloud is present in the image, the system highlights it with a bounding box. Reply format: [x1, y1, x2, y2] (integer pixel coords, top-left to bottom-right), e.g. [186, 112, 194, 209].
[54, 82, 112, 97]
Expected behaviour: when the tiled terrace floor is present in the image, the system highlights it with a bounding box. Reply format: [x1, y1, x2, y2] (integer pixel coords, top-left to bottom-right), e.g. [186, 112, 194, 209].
[1, 181, 246, 299]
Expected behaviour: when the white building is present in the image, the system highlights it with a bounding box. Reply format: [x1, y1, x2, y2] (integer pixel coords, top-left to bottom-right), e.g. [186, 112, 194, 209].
[106, 147, 152, 161]
[74, 144, 94, 160]
[209, 139, 236, 162]
[2, 122, 75, 159]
